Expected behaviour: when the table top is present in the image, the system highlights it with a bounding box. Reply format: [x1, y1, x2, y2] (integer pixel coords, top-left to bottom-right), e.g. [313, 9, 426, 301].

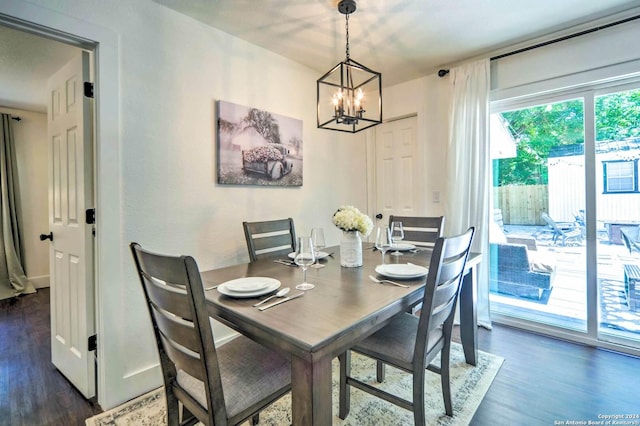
[203, 244, 480, 362]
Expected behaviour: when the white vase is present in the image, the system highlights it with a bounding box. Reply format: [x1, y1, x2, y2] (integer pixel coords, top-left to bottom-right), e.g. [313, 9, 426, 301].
[340, 231, 363, 267]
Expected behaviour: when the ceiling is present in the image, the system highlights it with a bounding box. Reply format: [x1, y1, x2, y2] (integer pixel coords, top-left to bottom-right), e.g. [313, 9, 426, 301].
[1, 1, 640, 112]
[154, 0, 640, 87]
[0, 25, 79, 112]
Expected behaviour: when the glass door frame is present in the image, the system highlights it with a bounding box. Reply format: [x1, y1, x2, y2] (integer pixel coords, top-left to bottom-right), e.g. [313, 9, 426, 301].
[490, 78, 640, 357]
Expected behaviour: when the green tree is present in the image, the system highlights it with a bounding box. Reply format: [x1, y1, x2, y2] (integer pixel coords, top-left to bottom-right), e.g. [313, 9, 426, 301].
[495, 88, 640, 186]
[497, 99, 584, 186]
[595, 90, 640, 140]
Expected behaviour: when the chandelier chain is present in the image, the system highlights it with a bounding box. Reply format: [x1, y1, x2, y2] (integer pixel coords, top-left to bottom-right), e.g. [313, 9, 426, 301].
[345, 13, 350, 60]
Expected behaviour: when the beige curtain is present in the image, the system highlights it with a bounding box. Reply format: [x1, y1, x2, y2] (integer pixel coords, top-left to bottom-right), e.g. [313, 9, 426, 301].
[0, 113, 34, 300]
[444, 59, 491, 328]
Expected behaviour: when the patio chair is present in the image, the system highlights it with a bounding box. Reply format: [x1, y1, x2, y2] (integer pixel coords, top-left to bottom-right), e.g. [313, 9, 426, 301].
[541, 212, 582, 246]
[243, 218, 296, 262]
[130, 243, 291, 426]
[338, 228, 475, 422]
[620, 226, 640, 255]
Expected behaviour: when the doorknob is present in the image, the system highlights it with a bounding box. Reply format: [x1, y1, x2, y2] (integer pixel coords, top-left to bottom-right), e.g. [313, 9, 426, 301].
[39, 232, 53, 241]
[376, 213, 383, 220]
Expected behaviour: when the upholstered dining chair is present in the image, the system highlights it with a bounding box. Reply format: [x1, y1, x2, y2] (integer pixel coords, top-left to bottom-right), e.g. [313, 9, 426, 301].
[130, 243, 291, 426]
[243, 218, 296, 262]
[388, 215, 445, 248]
[338, 227, 475, 424]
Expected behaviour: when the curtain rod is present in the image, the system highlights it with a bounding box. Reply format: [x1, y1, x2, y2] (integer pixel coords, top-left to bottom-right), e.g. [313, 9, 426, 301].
[11, 116, 21, 122]
[438, 13, 640, 77]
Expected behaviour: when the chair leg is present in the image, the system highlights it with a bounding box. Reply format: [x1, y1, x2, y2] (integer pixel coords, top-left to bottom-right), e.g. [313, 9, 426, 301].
[338, 351, 351, 419]
[412, 369, 426, 426]
[441, 344, 453, 416]
[165, 389, 180, 426]
[376, 360, 385, 383]
[251, 413, 260, 425]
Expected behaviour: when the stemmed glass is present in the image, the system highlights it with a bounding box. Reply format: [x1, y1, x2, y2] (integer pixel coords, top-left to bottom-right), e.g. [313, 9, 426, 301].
[375, 226, 393, 265]
[294, 236, 316, 291]
[390, 221, 405, 256]
[310, 228, 326, 269]
[311, 228, 326, 257]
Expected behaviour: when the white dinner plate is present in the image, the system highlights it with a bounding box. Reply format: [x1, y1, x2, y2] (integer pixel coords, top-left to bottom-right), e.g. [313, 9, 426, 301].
[288, 251, 330, 260]
[375, 263, 428, 279]
[217, 277, 281, 298]
[389, 243, 416, 251]
[225, 277, 273, 292]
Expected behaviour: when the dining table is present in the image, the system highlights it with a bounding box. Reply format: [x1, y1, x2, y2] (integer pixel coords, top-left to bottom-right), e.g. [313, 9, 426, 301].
[202, 244, 482, 426]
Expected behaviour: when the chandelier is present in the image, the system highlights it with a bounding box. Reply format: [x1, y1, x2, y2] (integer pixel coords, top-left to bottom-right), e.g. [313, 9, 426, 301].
[317, 0, 382, 133]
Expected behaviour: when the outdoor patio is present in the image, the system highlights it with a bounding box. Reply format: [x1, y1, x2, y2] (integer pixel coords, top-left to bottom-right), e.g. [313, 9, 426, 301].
[490, 224, 640, 340]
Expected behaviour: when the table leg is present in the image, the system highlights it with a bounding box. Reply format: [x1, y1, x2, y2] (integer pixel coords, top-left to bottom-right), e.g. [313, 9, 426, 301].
[291, 355, 333, 425]
[459, 265, 478, 366]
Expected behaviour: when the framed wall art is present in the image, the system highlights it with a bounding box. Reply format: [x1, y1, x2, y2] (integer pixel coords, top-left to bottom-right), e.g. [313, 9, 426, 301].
[216, 100, 303, 186]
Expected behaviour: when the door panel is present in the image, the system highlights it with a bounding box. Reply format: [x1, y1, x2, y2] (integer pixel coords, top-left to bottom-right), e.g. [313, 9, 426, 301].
[47, 51, 95, 398]
[375, 116, 419, 222]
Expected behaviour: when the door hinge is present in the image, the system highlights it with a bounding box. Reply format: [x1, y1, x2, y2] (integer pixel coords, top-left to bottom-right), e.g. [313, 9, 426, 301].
[86, 208, 96, 225]
[88, 334, 97, 351]
[84, 82, 94, 98]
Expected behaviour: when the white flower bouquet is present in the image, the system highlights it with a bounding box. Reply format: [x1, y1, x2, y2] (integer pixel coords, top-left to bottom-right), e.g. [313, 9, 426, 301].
[332, 205, 373, 237]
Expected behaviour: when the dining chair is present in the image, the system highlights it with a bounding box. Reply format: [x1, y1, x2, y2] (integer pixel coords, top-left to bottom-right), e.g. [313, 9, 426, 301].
[338, 227, 475, 424]
[243, 218, 296, 262]
[130, 243, 291, 426]
[388, 215, 445, 248]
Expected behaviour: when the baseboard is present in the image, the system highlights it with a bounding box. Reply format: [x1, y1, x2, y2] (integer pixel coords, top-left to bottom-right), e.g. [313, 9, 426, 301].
[29, 275, 50, 289]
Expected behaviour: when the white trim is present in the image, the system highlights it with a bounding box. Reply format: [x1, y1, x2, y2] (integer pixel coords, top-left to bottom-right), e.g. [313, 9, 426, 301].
[29, 275, 50, 289]
[0, 1, 123, 410]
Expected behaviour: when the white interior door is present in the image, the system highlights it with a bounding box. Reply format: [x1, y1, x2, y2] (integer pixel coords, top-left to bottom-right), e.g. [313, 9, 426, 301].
[46, 51, 95, 398]
[374, 116, 420, 223]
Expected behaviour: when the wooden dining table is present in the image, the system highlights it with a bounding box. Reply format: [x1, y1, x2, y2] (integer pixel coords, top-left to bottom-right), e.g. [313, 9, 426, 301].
[203, 244, 481, 425]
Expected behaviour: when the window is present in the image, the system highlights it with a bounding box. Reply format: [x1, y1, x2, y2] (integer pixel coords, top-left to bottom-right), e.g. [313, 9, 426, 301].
[603, 160, 637, 193]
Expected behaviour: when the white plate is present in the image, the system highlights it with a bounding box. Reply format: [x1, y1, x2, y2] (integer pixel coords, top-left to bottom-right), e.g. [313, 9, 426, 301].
[375, 263, 428, 279]
[225, 277, 273, 292]
[288, 251, 330, 260]
[389, 243, 416, 251]
[217, 277, 281, 298]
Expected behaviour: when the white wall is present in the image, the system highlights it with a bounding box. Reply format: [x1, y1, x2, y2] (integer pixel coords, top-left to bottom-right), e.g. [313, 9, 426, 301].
[0, 0, 367, 409]
[0, 107, 49, 288]
[376, 74, 451, 219]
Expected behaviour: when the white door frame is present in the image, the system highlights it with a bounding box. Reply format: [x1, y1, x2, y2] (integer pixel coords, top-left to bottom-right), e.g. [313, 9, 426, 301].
[0, 2, 123, 409]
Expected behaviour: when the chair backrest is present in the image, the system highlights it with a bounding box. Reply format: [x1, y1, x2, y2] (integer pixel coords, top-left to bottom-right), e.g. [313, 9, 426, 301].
[620, 226, 640, 254]
[388, 215, 445, 248]
[541, 212, 562, 233]
[414, 227, 474, 364]
[130, 243, 227, 425]
[243, 218, 296, 262]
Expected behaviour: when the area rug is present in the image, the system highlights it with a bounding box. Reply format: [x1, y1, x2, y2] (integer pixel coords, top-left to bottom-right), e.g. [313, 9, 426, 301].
[86, 342, 503, 426]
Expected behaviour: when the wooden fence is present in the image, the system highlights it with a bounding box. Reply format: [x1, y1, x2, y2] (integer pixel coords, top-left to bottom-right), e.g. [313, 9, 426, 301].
[494, 185, 548, 225]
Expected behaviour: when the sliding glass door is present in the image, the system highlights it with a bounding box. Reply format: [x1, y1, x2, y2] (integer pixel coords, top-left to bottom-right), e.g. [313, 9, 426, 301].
[595, 86, 640, 348]
[489, 83, 640, 353]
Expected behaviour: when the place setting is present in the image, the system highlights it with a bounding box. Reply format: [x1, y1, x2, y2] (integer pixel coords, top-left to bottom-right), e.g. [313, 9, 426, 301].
[372, 225, 429, 288]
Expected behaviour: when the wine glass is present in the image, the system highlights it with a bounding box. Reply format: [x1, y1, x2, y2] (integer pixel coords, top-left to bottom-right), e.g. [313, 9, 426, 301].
[294, 237, 316, 291]
[310, 228, 326, 269]
[375, 226, 392, 265]
[390, 221, 404, 256]
[311, 228, 326, 257]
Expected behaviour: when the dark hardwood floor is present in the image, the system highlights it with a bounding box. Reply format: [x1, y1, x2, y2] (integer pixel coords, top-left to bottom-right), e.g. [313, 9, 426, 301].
[0, 288, 101, 426]
[2, 288, 639, 425]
